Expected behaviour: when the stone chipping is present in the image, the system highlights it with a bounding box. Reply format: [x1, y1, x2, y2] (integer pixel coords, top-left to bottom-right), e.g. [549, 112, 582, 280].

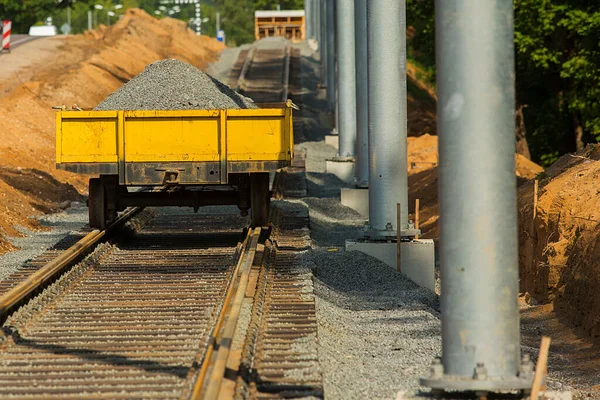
[95, 59, 257, 110]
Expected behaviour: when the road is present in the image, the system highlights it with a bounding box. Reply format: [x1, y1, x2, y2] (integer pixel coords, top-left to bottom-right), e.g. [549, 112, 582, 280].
[1, 34, 39, 53]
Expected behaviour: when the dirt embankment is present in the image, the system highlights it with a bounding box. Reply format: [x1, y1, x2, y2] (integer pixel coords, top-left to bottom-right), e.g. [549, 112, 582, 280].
[519, 144, 600, 339]
[0, 8, 223, 254]
[406, 134, 543, 239]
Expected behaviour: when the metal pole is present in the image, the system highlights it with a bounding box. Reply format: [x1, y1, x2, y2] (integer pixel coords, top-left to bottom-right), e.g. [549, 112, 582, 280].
[87, 10, 92, 31]
[315, 0, 321, 45]
[305, 0, 313, 40]
[421, 0, 531, 392]
[326, 0, 336, 112]
[335, 0, 356, 158]
[216, 11, 220, 33]
[354, 0, 368, 187]
[195, 1, 201, 35]
[366, 0, 408, 233]
[319, 0, 327, 84]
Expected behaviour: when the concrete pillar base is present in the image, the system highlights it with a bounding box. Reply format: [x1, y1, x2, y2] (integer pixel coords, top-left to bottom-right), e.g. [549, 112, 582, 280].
[340, 187, 368, 217]
[326, 159, 355, 183]
[325, 135, 339, 149]
[345, 238, 435, 292]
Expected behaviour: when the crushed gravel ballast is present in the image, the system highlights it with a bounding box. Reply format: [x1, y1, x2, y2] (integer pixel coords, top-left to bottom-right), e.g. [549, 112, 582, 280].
[95, 58, 257, 110]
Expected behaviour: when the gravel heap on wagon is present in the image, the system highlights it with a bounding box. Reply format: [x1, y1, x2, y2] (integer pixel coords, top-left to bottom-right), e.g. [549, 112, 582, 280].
[95, 59, 257, 110]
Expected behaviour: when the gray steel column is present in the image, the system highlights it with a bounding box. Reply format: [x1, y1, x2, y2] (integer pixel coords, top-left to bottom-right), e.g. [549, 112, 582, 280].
[319, 0, 327, 85]
[421, 0, 531, 392]
[305, 0, 313, 40]
[326, 0, 336, 112]
[366, 0, 408, 232]
[313, 0, 321, 46]
[335, 0, 356, 158]
[354, 0, 368, 187]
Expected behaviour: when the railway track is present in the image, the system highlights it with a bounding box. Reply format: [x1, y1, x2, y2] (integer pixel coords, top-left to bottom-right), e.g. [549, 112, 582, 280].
[0, 38, 321, 399]
[234, 39, 292, 103]
[0, 211, 252, 398]
[0, 206, 321, 399]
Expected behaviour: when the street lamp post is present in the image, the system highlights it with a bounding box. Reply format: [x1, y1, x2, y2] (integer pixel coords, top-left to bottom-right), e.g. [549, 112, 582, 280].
[93, 4, 103, 28]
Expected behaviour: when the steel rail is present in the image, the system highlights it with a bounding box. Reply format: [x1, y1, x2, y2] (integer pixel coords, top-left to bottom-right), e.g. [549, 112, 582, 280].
[235, 46, 256, 93]
[0, 206, 140, 323]
[191, 227, 261, 399]
[282, 44, 292, 102]
[235, 42, 291, 104]
[189, 228, 252, 398]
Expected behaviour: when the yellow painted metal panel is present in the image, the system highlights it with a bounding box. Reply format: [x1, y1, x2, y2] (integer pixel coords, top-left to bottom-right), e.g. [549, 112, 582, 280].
[123, 116, 221, 162]
[56, 107, 293, 169]
[117, 111, 125, 184]
[226, 116, 289, 161]
[219, 111, 228, 183]
[124, 110, 221, 118]
[285, 107, 294, 160]
[55, 113, 62, 164]
[59, 112, 118, 163]
[226, 109, 286, 117]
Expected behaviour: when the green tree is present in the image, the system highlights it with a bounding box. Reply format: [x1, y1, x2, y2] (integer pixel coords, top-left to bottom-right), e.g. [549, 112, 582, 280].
[212, 0, 255, 46]
[405, 0, 600, 166]
[253, 0, 303, 10]
[0, 0, 73, 32]
[514, 0, 600, 164]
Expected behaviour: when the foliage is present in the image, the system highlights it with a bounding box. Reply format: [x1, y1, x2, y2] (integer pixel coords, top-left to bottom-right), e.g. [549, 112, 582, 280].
[1, 0, 303, 45]
[406, 0, 600, 167]
[514, 0, 600, 164]
[0, 0, 65, 32]
[253, 0, 303, 10]
[406, 0, 435, 74]
[212, 0, 255, 46]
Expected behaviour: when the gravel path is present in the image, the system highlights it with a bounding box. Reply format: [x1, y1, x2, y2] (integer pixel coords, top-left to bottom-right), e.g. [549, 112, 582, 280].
[95, 59, 257, 110]
[206, 44, 251, 84]
[310, 249, 440, 399]
[0, 202, 88, 283]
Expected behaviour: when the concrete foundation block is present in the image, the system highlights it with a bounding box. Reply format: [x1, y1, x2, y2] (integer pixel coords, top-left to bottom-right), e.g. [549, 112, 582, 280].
[326, 159, 355, 183]
[345, 239, 435, 292]
[325, 135, 338, 149]
[340, 187, 369, 217]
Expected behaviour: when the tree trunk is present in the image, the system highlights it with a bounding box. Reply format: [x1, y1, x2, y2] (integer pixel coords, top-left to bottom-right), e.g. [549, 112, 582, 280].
[515, 104, 531, 160]
[573, 112, 584, 152]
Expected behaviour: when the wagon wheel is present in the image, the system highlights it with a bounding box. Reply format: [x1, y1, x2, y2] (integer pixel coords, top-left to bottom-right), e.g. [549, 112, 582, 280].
[88, 178, 107, 229]
[250, 173, 270, 227]
[101, 175, 119, 226]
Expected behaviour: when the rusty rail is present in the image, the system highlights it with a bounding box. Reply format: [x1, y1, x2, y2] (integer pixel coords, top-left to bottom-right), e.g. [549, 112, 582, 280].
[192, 227, 261, 399]
[0, 213, 250, 398]
[0, 206, 140, 323]
[236, 41, 292, 104]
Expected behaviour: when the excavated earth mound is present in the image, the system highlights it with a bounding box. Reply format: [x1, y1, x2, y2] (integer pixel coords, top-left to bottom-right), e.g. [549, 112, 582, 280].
[0, 9, 223, 254]
[406, 134, 543, 239]
[519, 144, 600, 339]
[95, 59, 256, 110]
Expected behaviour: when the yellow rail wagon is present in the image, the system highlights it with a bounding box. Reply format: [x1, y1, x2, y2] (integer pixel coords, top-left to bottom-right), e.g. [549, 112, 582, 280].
[254, 10, 305, 41]
[56, 102, 294, 229]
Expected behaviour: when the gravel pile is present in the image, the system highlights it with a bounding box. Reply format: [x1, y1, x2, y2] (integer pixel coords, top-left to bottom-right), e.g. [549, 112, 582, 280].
[95, 59, 257, 110]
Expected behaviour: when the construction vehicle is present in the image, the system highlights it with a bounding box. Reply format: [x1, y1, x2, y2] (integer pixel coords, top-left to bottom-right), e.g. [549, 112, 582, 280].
[254, 10, 305, 41]
[55, 102, 294, 228]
